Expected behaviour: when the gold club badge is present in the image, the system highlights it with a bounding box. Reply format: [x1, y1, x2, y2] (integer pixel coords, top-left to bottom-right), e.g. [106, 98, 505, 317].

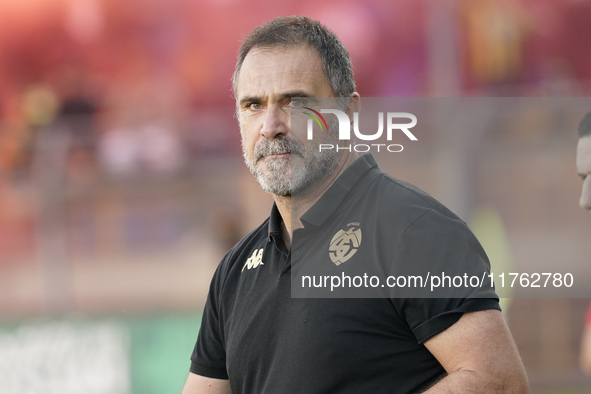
[329, 224, 362, 266]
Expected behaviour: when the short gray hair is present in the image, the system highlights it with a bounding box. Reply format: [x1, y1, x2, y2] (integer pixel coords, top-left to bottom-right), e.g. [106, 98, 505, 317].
[232, 16, 355, 99]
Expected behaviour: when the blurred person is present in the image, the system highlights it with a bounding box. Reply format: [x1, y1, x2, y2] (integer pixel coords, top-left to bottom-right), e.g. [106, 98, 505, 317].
[578, 112, 591, 213]
[98, 119, 185, 176]
[98, 124, 141, 177]
[582, 305, 591, 375]
[0, 177, 34, 262]
[182, 16, 528, 394]
[577, 112, 591, 374]
[139, 120, 185, 173]
[56, 94, 99, 184]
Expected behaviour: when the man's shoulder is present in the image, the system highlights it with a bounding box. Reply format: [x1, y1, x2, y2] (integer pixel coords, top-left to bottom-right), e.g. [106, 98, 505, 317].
[365, 168, 457, 219]
[378, 172, 437, 205]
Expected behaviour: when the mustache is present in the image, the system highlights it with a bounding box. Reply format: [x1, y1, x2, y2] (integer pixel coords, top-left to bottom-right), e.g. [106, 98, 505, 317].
[254, 137, 304, 161]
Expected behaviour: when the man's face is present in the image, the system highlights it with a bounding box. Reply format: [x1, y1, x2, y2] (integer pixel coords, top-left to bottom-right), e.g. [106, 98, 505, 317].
[235, 45, 340, 196]
[577, 136, 591, 212]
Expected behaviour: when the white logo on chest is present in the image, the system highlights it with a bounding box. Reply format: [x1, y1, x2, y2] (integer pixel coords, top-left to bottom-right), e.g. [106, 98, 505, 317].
[242, 248, 264, 272]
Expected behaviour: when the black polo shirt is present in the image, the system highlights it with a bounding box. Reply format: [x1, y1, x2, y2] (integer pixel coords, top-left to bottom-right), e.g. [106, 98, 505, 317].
[191, 153, 500, 394]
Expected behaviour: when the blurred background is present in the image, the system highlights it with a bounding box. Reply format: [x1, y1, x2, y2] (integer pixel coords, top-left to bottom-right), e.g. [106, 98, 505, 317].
[0, 0, 591, 393]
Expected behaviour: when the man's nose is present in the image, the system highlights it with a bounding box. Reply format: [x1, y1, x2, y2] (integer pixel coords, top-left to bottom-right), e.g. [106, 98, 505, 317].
[580, 177, 591, 211]
[261, 106, 289, 139]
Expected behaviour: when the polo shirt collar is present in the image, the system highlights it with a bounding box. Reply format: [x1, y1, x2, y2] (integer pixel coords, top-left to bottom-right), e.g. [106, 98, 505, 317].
[300, 153, 377, 228]
[268, 203, 283, 243]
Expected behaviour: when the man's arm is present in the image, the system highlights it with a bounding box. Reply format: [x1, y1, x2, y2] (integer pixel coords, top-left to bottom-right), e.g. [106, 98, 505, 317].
[422, 309, 529, 393]
[580, 323, 591, 374]
[181, 372, 231, 394]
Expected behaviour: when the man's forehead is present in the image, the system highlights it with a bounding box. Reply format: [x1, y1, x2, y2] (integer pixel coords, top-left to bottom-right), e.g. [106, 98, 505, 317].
[241, 48, 317, 78]
[243, 44, 321, 66]
[236, 45, 329, 98]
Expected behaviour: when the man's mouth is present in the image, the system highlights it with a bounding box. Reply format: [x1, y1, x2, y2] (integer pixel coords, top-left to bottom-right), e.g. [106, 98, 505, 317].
[253, 137, 303, 163]
[256, 150, 291, 162]
[265, 152, 290, 158]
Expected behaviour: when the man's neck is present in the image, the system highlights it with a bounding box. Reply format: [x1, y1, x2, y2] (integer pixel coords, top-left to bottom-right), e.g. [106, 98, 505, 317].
[273, 152, 359, 250]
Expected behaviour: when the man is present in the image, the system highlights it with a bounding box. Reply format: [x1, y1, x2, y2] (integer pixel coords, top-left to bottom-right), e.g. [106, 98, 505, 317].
[182, 16, 528, 393]
[577, 112, 591, 374]
[577, 112, 591, 213]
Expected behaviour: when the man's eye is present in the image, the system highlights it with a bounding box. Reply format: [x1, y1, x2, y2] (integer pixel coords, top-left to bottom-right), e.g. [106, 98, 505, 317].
[249, 103, 262, 110]
[291, 99, 302, 107]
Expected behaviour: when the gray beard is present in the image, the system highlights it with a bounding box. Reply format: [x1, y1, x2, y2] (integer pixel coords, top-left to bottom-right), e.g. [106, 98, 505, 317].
[242, 128, 341, 196]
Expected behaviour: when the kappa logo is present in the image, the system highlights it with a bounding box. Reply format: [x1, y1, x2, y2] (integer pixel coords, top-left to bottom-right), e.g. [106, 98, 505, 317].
[242, 248, 264, 272]
[328, 223, 362, 266]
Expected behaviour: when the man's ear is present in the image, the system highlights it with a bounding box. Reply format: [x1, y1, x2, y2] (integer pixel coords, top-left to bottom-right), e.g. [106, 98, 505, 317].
[346, 92, 360, 119]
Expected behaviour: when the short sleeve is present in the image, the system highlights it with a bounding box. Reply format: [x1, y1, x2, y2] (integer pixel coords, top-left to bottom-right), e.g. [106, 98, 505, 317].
[391, 208, 501, 344]
[190, 263, 229, 379]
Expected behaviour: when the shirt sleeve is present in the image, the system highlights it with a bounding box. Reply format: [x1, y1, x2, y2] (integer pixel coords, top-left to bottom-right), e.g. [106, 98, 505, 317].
[391, 208, 501, 344]
[190, 261, 229, 379]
